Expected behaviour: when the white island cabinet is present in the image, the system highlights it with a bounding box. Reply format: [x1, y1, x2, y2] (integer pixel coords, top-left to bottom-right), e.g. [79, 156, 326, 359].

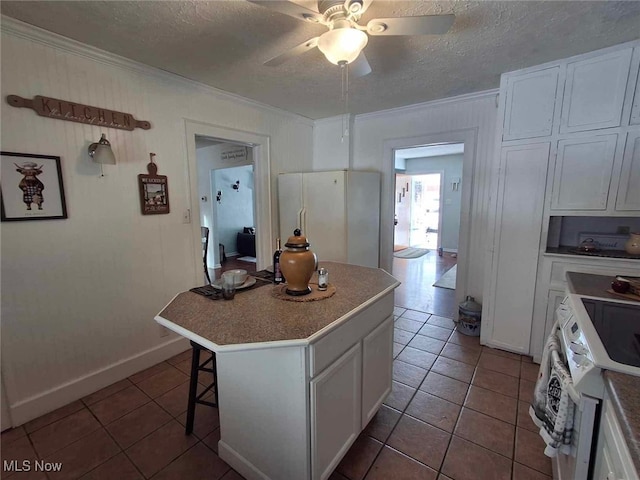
[594, 391, 639, 480]
[155, 262, 399, 480]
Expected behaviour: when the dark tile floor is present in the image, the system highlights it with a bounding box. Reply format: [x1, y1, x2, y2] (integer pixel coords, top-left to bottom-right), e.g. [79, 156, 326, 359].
[2, 253, 551, 480]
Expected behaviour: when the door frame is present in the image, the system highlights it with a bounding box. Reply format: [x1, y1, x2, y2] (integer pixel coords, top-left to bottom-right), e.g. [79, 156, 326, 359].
[383, 129, 477, 303]
[185, 120, 272, 276]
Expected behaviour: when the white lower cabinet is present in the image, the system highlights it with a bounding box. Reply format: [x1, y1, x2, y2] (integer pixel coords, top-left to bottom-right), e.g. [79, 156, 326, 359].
[311, 314, 394, 480]
[594, 393, 638, 480]
[311, 343, 362, 480]
[362, 316, 394, 426]
[215, 293, 395, 480]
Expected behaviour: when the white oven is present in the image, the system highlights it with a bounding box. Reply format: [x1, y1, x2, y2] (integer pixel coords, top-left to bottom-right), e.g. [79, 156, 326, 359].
[540, 293, 640, 480]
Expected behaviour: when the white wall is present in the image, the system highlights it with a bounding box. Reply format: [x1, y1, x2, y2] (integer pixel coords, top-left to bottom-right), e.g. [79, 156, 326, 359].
[405, 154, 464, 251]
[0, 19, 313, 426]
[353, 92, 499, 304]
[312, 115, 353, 170]
[214, 165, 254, 256]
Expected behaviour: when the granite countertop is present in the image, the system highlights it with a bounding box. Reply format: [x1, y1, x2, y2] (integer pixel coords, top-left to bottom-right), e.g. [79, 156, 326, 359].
[603, 371, 640, 474]
[546, 246, 640, 261]
[565, 272, 635, 300]
[156, 261, 400, 349]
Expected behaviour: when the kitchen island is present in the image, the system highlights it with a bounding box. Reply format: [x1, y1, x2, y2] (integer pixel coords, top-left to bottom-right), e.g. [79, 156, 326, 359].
[155, 262, 400, 480]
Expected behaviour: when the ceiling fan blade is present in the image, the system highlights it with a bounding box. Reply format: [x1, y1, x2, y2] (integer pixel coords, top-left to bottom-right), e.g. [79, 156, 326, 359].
[349, 52, 372, 78]
[264, 37, 319, 66]
[366, 14, 455, 36]
[246, 1, 325, 24]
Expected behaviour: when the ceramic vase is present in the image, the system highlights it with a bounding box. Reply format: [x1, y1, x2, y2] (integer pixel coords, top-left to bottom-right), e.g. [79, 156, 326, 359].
[280, 229, 317, 296]
[625, 232, 640, 255]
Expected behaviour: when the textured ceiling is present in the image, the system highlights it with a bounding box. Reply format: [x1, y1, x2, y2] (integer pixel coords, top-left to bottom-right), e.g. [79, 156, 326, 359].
[2, 1, 640, 119]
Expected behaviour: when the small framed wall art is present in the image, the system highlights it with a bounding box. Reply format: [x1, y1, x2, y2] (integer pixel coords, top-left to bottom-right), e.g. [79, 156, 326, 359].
[138, 153, 170, 215]
[0, 151, 68, 221]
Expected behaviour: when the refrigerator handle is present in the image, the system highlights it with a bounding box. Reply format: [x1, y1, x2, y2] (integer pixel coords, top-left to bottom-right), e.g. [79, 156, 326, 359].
[301, 208, 306, 233]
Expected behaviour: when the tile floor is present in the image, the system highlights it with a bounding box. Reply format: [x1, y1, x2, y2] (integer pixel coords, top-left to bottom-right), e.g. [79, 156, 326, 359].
[1, 306, 551, 480]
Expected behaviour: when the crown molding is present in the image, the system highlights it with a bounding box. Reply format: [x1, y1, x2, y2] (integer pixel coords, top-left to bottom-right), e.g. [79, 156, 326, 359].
[313, 114, 352, 126]
[0, 15, 315, 126]
[355, 88, 500, 121]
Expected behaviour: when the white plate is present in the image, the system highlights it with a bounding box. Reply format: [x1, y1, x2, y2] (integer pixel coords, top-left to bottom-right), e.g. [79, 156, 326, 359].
[211, 276, 257, 290]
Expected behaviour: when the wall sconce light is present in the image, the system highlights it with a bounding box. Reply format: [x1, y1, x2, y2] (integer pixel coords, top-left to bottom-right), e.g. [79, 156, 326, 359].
[232, 180, 240, 191]
[216, 191, 222, 203]
[88, 133, 116, 165]
[88, 133, 116, 177]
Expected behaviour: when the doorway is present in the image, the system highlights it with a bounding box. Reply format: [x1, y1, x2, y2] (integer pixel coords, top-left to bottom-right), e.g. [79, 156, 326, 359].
[195, 137, 256, 278]
[185, 121, 272, 285]
[390, 141, 466, 316]
[394, 173, 443, 250]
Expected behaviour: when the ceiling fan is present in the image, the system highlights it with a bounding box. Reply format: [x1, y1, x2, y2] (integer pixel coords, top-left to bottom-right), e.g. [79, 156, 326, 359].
[248, 0, 455, 77]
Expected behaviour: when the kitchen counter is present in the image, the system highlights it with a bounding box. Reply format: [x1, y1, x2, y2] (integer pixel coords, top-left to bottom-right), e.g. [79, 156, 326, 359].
[603, 371, 640, 475]
[155, 261, 400, 480]
[565, 271, 635, 300]
[546, 246, 640, 261]
[156, 261, 399, 351]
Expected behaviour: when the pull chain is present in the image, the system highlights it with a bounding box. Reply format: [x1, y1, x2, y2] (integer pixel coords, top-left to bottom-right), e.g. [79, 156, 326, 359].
[340, 62, 350, 142]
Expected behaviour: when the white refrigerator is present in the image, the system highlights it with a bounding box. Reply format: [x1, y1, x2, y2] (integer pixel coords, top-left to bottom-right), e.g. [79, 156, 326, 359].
[278, 170, 381, 267]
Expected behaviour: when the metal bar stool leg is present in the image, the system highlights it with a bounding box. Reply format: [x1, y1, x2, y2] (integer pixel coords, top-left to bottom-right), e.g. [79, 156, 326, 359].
[185, 342, 201, 435]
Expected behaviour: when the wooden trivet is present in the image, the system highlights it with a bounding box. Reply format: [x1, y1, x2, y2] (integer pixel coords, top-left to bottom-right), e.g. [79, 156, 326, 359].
[272, 283, 336, 302]
[606, 289, 640, 302]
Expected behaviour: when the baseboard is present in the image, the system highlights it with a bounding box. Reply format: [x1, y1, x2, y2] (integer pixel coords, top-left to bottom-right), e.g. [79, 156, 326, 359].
[219, 441, 270, 480]
[443, 248, 458, 253]
[8, 336, 190, 427]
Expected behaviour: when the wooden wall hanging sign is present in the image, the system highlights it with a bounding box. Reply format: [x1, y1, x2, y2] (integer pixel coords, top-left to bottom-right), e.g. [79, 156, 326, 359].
[138, 153, 169, 215]
[6, 95, 151, 131]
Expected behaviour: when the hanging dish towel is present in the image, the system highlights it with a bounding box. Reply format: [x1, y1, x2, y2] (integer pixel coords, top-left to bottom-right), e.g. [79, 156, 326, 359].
[529, 322, 575, 457]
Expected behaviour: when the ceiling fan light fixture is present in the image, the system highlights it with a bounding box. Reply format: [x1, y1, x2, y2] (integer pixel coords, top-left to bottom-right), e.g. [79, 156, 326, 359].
[318, 28, 368, 65]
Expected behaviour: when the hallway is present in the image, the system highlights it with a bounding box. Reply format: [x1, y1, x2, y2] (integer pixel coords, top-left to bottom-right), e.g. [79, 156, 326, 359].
[392, 250, 458, 319]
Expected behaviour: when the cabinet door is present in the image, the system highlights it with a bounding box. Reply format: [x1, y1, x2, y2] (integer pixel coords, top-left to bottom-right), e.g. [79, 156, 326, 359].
[303, 171, 346, 263]
[489, 143, 549, 353]
[631, 60, 640, 125]
[311, 343, 362, 480]
[616, 131, 640, 211]
[594, 398, 639, 480]
[560, 48, 633, 133]
[362, 315, 393, 426]
[503, 67, 559, 141]
[551, 134, 617, 211]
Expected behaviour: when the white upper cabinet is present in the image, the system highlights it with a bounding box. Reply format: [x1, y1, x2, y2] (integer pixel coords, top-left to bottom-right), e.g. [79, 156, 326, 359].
[616, 131, 640, 210]
[551, 134, 618, 211]
[560, 48, 633, 133]
[503, 67, 559, 141]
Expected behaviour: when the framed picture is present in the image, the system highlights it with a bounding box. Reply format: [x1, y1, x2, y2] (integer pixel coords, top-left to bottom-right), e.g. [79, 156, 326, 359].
[138, 158, 170, 215]
[1, 151, 67, 221]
